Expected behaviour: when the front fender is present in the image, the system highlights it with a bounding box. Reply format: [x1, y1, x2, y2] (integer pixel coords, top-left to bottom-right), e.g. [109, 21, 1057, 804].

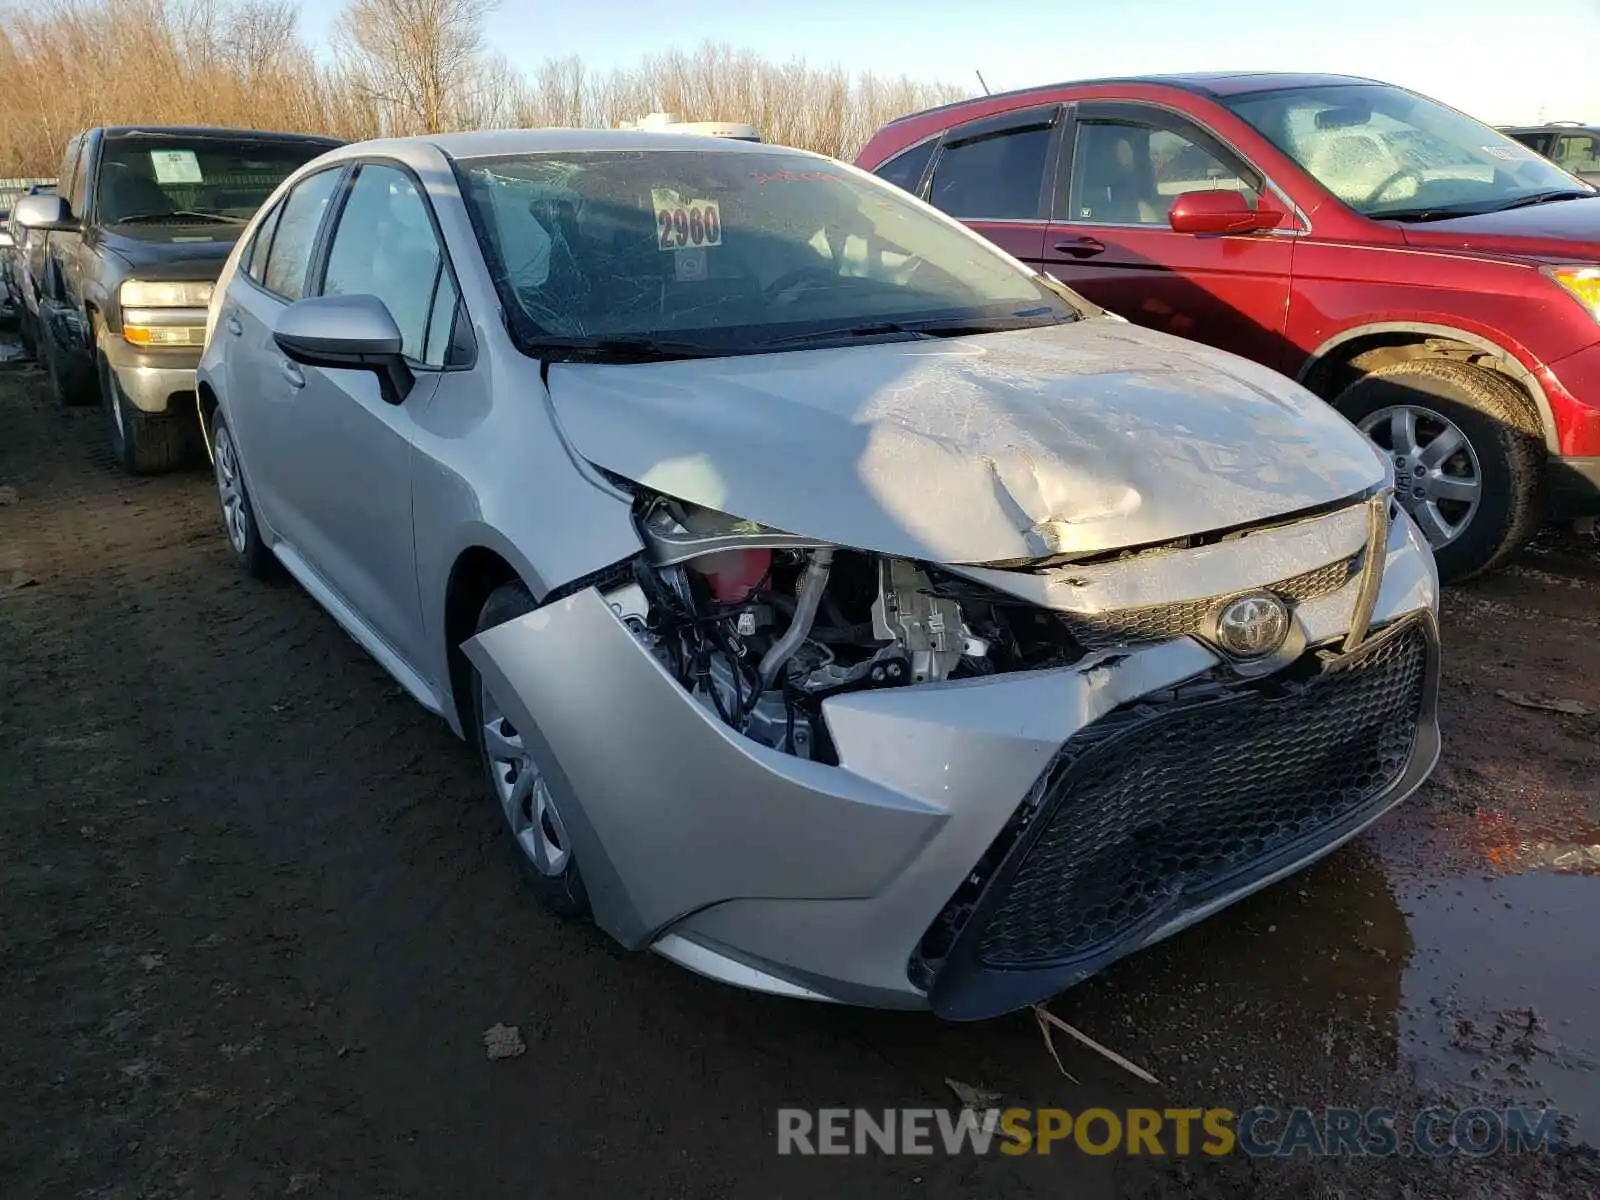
[462, 589, 950, 948]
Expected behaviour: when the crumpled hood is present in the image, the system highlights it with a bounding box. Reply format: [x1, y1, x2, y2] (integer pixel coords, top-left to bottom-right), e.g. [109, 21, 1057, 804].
[547, 320, 1385, 564]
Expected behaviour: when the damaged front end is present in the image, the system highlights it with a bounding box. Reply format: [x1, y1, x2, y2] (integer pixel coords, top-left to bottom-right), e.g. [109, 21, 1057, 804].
[464, 486, 1441, 1019]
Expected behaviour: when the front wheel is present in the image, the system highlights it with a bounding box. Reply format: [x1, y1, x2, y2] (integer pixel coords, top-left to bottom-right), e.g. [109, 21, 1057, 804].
[471, 582, 591, 918]
[1334, 359, 1544, 583]
[96, 321, 184, 475]
[210, 409, 275, 579]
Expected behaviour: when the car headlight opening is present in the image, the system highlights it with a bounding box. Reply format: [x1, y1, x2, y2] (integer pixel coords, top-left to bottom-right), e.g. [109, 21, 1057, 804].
[118, 279, 213, 347]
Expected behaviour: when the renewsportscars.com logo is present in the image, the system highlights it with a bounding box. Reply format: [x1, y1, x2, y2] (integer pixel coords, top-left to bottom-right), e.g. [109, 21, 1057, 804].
[776, 1105, 1564, 1158]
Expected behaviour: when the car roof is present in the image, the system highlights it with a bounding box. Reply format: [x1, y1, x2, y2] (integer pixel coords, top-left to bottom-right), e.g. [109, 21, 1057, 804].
[880, 72, 1387, 130]
[415, 128, 818, 161]
[94, 125, 345, 145]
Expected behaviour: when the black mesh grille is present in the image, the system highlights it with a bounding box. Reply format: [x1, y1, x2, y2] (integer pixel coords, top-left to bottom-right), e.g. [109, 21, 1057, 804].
[974, 623, 1429, 969]
[1059, 556, 1358, 651]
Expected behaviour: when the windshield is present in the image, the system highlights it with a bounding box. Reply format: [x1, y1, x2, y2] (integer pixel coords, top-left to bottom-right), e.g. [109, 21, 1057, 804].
[1224, 84, 1592, 219]
[97, 137, 334, 226]
[455, 149, 1077, 354]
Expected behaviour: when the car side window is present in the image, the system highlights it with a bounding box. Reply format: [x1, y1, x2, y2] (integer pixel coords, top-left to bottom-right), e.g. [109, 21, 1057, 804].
[262, 168, 341, 301]
[928, 126, 1053, 219]
[245, 201, 283, 286]
[1553, 133, 1600, 175]
[319, 163, 445, 364]
[872, 140, 937, 196]
[422, 269, 460, 367]
[1065, 120, 1261, 226]
[65, 140, 89, 219]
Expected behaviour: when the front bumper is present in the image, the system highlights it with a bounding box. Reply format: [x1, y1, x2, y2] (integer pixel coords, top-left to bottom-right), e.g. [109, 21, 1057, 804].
[464, 503, 1441, 1017]
[102, 334, 201, 415]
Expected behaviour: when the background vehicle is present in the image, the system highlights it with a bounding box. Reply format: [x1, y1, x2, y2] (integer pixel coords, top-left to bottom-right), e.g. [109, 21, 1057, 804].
[614, 111, 763, 140]
[1501, 122, 1600, 185]
[857, 73, 1600, 582]
[15, 126, 341, 473]
[198, 129, 1439, 1019]
[2, 182, 58, 355]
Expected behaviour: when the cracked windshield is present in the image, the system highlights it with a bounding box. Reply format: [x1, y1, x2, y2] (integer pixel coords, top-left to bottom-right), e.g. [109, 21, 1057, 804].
[459, 150, 1074, 349]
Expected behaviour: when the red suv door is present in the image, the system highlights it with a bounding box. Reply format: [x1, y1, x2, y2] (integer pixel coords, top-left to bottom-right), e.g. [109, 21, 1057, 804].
[1041, 101, 1298, 372]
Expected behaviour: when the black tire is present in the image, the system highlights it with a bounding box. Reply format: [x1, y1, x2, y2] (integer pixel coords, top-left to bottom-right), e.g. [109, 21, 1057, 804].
[209, 408, 275, 580]
[1333, 359, 1544, 583]
[95, 320, 184, 475]
[470, 582, 591, 919]
[17, 305, 37, 358]
[41, 310, 99, 407]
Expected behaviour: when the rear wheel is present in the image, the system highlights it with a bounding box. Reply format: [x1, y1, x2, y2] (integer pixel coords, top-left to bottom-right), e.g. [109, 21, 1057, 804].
[41, 310, 98, 407]
[470, 582, 591, 918]
[210, 409, 275, 579]
[1334, 359, 1544, 583]
[17, 305, 37, 358]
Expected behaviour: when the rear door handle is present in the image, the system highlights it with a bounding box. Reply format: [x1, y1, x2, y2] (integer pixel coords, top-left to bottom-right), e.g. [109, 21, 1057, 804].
[278, 359, 304, 389]
[1053, 237, 1107, 259]
[224, 314, 243, 337]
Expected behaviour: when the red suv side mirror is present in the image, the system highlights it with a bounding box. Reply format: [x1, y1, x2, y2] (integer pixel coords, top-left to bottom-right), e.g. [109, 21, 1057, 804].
[1168, 190, 1284, 235]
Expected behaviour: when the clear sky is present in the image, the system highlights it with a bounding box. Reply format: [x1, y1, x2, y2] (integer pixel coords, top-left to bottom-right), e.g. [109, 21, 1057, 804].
[299, 0, 1600, 126]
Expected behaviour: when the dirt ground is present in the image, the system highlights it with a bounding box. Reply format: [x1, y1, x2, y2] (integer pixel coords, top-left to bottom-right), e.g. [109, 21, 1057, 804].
[1, 359, 1597, 1200]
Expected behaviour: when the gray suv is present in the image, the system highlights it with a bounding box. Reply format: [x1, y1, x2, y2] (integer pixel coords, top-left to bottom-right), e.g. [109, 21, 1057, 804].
[15, 126, 341, 472]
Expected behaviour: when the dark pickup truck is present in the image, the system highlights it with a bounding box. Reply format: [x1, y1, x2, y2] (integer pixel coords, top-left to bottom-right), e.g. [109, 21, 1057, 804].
[15, 126, 342, 472]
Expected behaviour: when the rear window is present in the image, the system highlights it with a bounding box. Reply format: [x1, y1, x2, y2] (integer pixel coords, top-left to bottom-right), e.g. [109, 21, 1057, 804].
[96, 136, 336, 226]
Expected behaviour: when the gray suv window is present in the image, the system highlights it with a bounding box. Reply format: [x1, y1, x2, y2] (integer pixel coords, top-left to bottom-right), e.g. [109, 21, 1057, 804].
[320, 163, 443, 363]
[263, 168, 341, 301]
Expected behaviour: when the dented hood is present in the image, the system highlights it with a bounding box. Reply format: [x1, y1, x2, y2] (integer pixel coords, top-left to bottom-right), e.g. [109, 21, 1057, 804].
[546, 320, 1386, 564]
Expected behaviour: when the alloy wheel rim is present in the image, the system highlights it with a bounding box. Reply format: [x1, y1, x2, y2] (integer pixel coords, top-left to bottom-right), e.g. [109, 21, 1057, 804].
[479, 682, 571, 878]
[1357, 404, 1482, 549]
[213, 426, 249, 554]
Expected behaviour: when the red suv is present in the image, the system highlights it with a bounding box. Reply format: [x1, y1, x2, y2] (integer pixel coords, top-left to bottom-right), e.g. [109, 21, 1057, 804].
[857, 73, 1600, 581]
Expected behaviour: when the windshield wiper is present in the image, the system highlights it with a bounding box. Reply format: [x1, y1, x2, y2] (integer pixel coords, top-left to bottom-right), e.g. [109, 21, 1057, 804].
[114, 210, 247, 225]
[757, 311, 1070, 350]
[525, 334, 728, 362]
[1370, 207, 1470, 223]
[1487, 189, 1595, 212]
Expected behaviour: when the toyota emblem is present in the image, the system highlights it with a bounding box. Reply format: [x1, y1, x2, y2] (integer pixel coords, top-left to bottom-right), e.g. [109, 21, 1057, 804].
[1214, 593, 1291, 659]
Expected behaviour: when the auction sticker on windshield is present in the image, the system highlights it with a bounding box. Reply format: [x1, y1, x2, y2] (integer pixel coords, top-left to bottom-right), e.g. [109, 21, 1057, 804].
[652, 188, 722, 250]
[150, 149, 204, 184]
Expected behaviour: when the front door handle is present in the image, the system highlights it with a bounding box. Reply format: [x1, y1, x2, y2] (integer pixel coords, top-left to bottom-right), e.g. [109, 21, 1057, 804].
[224, 313, 243, 337]
[1053, 236, 1107, 258]
[278, 359, 305, 389]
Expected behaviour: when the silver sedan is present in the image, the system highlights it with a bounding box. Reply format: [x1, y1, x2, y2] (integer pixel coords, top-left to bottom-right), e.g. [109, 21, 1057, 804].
[197, 130, 1441, 1019]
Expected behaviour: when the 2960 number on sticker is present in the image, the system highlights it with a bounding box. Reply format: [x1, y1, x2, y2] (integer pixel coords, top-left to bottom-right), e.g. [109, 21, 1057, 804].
[653, 194, 722, 250]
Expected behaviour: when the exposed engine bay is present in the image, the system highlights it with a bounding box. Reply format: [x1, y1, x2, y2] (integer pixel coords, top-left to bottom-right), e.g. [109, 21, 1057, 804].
[602, 495, 1089, 763]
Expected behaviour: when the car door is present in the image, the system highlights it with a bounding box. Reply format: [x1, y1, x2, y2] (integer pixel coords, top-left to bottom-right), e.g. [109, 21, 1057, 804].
[40, 137, 87, 354]
[219, 165, 346, 540]
[1042, 102, 1297, 372]
[276, 160, 452, 669]
[920, 105, 1063, 269]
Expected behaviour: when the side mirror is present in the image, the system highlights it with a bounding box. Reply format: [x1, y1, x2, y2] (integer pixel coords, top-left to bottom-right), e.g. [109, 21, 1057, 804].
[274, 293, 414, 406]
[1168, 190, 1284, 236]
[13, 193, 78, 233]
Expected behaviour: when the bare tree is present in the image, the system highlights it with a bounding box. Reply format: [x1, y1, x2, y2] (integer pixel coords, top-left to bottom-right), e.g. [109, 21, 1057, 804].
[0, 3, 964, 175]
[334, 0, 498, 135]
